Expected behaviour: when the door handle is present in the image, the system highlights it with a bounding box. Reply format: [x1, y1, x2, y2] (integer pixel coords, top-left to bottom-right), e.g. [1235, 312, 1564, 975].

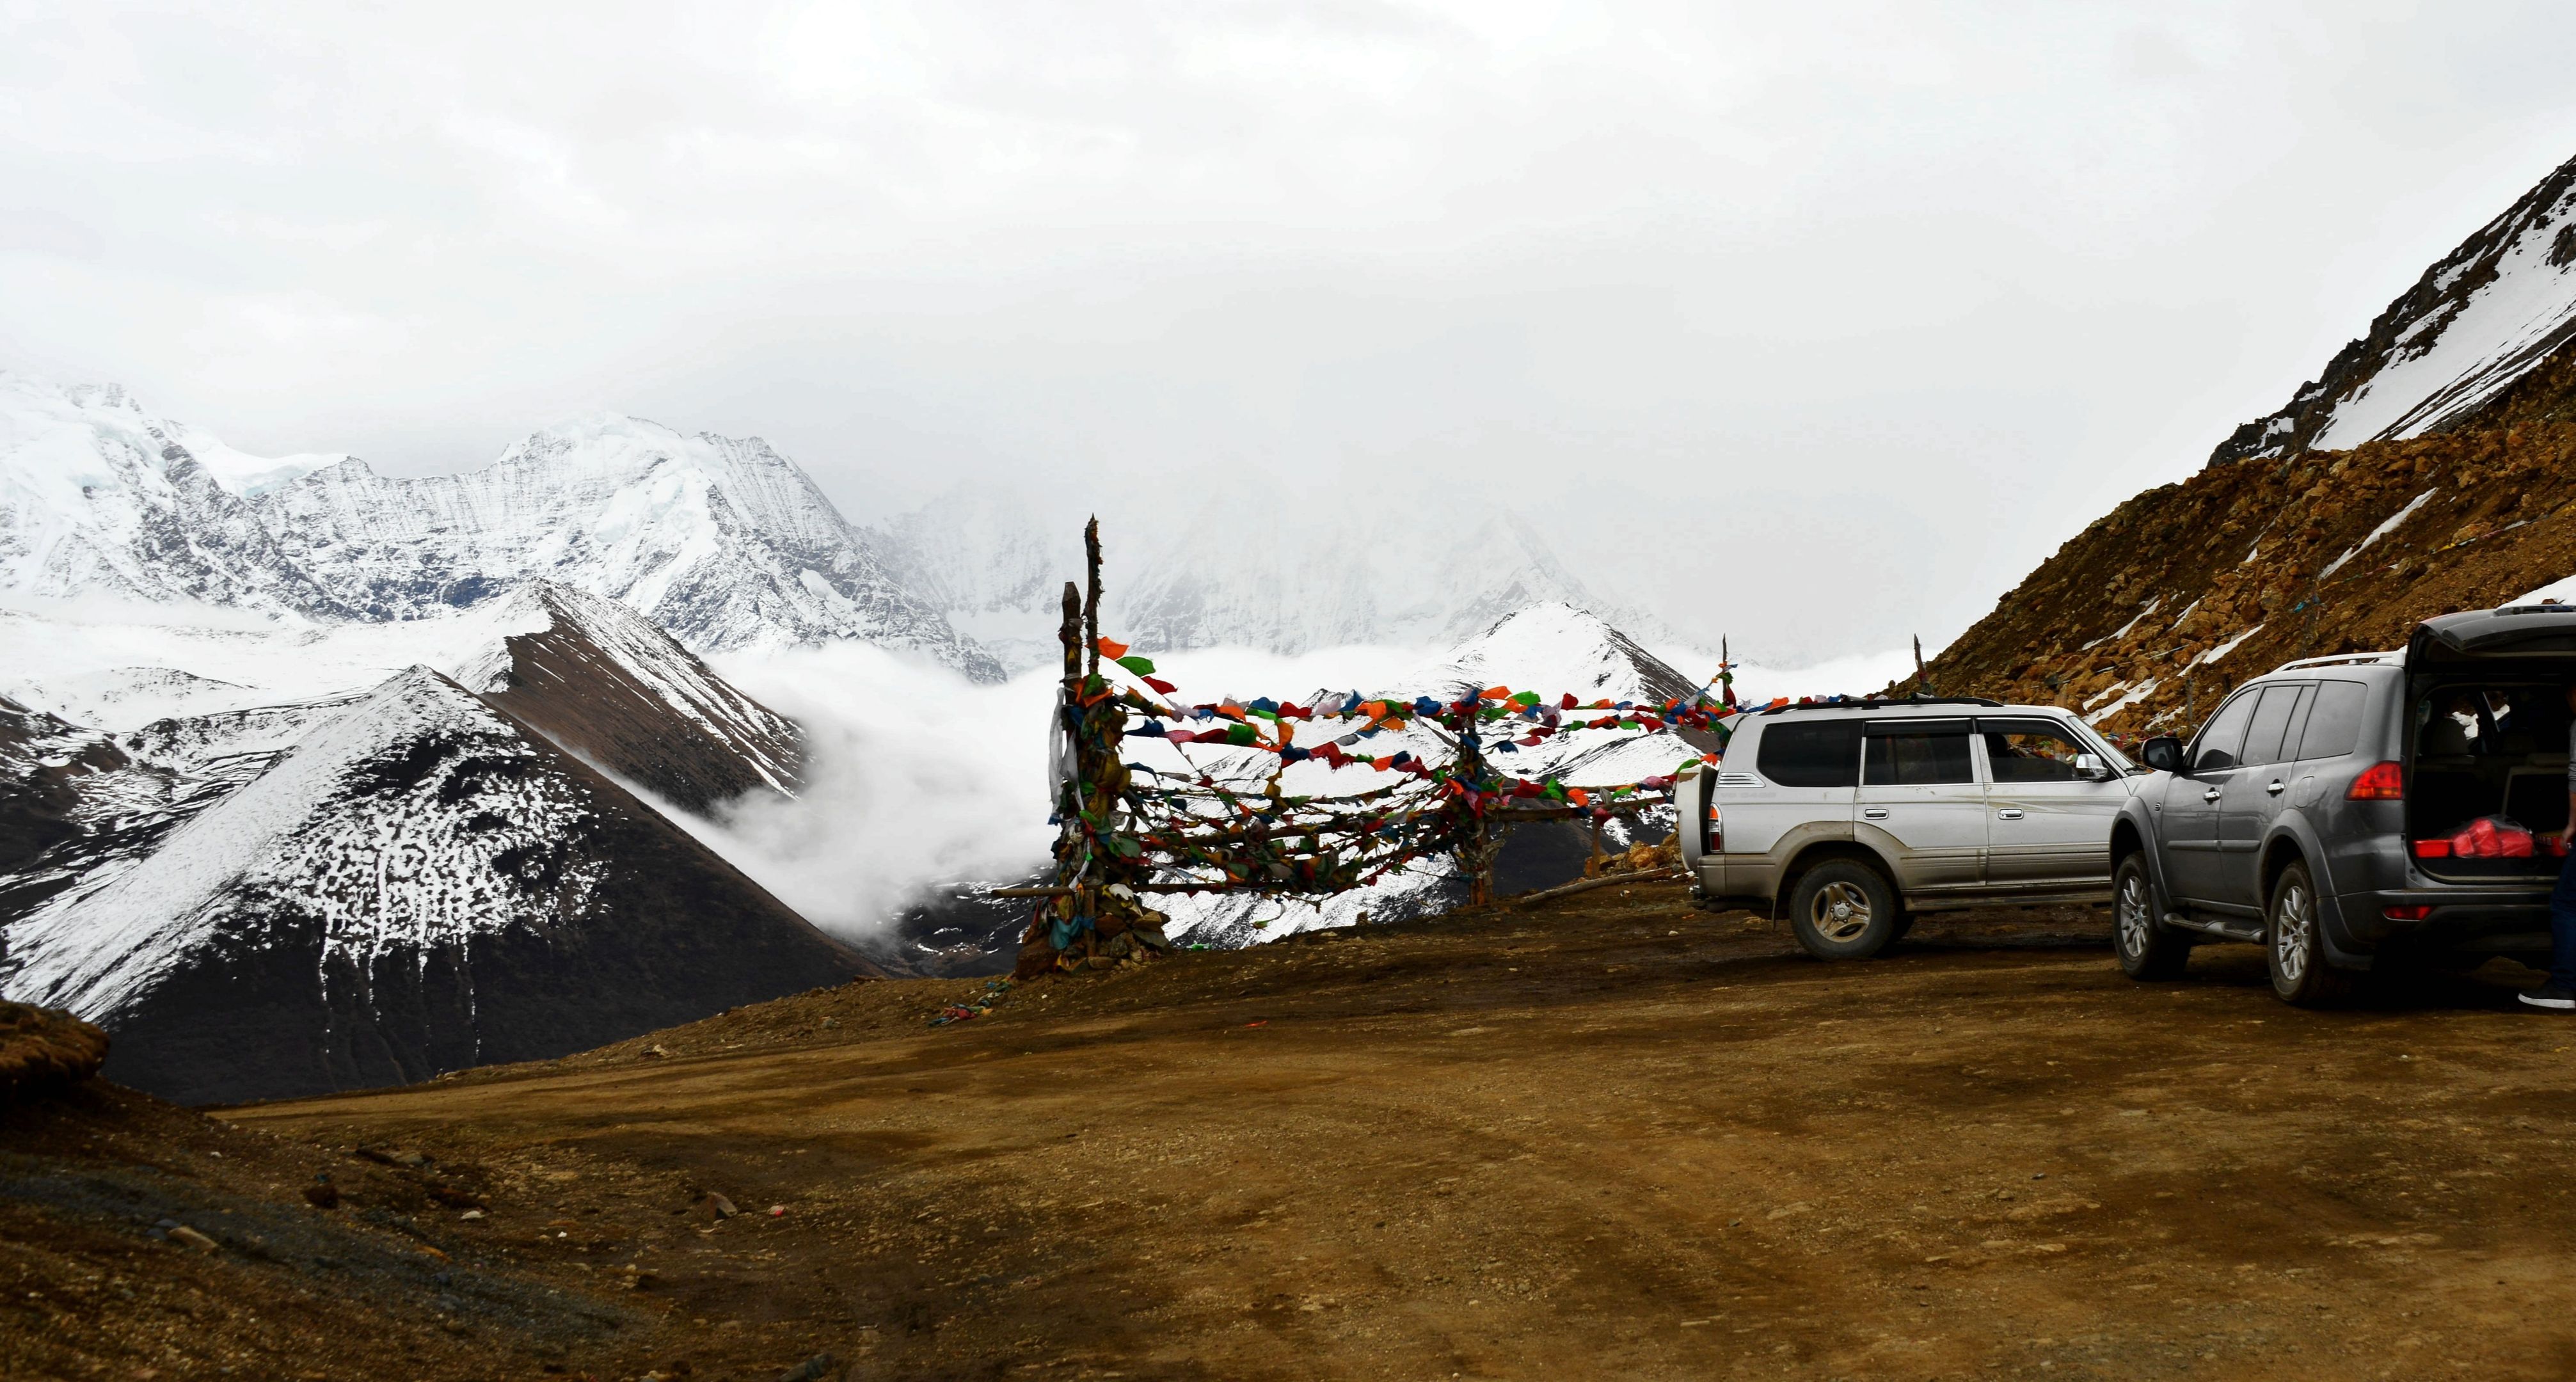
[2266, 780, 2285, 795]
[1862, 807, 1889, 820]
[1996, 808, 2025, 820]
[2202, 788, 2222, 802]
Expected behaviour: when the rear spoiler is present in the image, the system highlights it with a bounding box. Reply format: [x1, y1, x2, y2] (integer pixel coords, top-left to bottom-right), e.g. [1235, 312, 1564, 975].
[2410, 607, 2576, 667]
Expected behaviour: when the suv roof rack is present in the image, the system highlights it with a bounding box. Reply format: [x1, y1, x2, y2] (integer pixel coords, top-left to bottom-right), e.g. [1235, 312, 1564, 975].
[2269, 651, 2401, 672]
[1758, 694, 2005, 715]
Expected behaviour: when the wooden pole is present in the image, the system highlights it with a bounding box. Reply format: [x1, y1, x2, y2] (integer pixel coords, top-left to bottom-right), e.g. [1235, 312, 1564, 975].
[1084, 517, 1102, 678]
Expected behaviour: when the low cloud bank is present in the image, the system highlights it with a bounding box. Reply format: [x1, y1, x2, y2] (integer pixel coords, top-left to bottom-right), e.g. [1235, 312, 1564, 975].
[683, 640, 1428, 938]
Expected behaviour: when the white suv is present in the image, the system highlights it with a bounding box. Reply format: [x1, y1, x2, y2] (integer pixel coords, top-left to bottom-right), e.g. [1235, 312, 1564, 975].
[1676, 698, 2142, 959]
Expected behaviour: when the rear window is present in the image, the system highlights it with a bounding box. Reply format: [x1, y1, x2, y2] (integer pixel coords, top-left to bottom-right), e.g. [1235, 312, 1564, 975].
[1756, 721, 1863, 788]
[1864, 721, 1975, 785]
[2293, 680, 2369, 760]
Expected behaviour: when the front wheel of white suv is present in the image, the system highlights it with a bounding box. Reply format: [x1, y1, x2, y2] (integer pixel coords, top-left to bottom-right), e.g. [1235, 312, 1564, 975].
[2266, 859, 2355, 1007]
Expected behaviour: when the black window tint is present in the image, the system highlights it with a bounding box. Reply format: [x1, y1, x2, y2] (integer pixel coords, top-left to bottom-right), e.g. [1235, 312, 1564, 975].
[2190, 692, 2259, 772]
[1757, 722, 1862, 788]
[2240, 685, 2307, 766]
[2293, 681, 2369, 760]
[1864, 731, 1975, 785]
[1979, 719, 2089, 782]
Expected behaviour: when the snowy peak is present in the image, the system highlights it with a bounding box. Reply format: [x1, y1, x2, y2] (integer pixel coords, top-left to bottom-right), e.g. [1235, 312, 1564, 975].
[4, 663, 868, 1104]
[1, 373, 998, 678]
[8, 665, 559, 1022]
[253, 412, 1003, 678]
[2214, 152, 2576, 463]
[0, 370, 354, 616]
[1398, 602, 1702, 707]
[471, 581, 804, 811]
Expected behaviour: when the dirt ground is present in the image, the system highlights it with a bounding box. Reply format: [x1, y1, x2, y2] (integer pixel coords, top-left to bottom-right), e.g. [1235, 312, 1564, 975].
[14, 882, 2576, 1381]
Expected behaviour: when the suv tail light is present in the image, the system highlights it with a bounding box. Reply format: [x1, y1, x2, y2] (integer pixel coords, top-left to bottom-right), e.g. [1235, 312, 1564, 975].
[2383, 904, 2435, 921]
[2347, 761, 2404, 800]
[1704, 800, 1722, 854]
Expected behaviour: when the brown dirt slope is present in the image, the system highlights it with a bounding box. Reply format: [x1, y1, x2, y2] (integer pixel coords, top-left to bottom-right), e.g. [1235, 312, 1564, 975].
[6, 885, 2563, 1380]
[0, 1002, 109, 1103]
[1903, 342, 2576, 735]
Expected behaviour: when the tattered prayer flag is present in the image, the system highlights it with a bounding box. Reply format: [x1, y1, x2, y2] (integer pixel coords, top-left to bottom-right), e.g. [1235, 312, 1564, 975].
[1096, 637, 1130, 658]
[1481, 685, 1510, 701]
[1114, 654, 1157, 677]
[1568, 788, 1591, 807]
[1225, 723, 1259, 746]
[1144, 675, 1178, 695]
[1559, 693, 1578, 710]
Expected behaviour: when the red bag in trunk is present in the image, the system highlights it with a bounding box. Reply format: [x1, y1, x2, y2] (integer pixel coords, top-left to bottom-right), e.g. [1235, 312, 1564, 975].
[2447, 816, 2536, 859]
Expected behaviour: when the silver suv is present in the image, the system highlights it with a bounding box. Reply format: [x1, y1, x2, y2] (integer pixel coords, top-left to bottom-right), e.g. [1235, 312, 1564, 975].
[1676, 697, 2142, 960]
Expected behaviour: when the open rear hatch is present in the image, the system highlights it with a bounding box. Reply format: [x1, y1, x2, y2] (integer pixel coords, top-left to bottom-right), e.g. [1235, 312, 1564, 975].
[2404, 608, 2576, 879]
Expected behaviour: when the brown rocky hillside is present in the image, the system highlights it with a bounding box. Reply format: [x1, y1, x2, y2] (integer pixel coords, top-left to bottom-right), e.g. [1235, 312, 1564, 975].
[1900, 342, 2576, 736]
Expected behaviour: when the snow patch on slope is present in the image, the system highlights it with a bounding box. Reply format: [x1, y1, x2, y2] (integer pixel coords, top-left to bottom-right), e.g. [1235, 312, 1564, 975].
[2216, 155, 2576, 462]
[8, 667, 601, 1023]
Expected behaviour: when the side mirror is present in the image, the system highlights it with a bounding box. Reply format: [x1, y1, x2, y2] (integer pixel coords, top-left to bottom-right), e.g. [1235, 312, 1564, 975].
[2074, 751, 2111, 781]
[2140, 736, 2186, 774]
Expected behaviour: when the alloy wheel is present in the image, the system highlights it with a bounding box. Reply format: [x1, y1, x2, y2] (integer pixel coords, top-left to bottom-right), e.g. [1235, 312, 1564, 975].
[2273, 879, 2313, 986]
[1810, 880, 1872, 942]
[2117, 871, 2153, 958]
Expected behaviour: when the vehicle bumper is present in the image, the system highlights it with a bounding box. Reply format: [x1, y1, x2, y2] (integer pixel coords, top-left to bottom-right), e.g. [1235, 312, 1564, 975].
[2328, 885, 2554, 957]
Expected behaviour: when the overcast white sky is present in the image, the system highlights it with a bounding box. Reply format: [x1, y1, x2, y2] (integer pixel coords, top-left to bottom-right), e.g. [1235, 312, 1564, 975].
[6, 2, 2575, 662]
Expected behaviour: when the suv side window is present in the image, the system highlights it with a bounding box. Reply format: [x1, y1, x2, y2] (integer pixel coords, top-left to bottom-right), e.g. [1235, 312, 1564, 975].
[1864, 720, 1975, 785]
[1756, 721, 1863, 788]
[2239, 684, 2310, 766]
[2291, 679, 2369, 759]
[2190, 692, 2260, 772]
[1979, 718, 2090, 782]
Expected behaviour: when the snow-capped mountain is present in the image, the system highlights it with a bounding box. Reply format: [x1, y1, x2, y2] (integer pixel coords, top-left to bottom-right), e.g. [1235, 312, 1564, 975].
[0, 374, 356, 617]
[469, 582, 804, 813]
[258, 415, 1000, 678]
[871, 486, 1657, 671]
[2213, 152, 2576, 463]
[4, 667, 867, 1104]
[0, 374, 1000, 679]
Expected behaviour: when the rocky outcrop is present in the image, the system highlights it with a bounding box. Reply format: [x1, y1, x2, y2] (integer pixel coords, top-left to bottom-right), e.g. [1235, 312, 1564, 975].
[0, 1002, 109, 1103]
[1911, 342, 2576, 734]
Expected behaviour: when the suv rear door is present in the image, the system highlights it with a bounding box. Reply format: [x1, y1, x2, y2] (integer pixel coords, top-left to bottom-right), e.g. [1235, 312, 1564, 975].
[1978, 715, 2127, 891]
[1856, 717, 1986, 898]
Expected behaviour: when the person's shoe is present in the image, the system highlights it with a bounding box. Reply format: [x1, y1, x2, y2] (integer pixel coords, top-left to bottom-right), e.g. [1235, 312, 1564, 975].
[2518, 984, 2576, 1010]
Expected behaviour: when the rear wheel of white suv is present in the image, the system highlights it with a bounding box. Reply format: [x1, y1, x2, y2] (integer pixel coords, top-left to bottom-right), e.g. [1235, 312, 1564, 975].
[1788, 860, 1901, 960]
[2112, 852, 2190, 980]
[2266, 859, 2355, 1006]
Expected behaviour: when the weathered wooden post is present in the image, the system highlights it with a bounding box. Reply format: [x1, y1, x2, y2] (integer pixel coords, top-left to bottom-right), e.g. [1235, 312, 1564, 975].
[1013, 519, 1168, 978]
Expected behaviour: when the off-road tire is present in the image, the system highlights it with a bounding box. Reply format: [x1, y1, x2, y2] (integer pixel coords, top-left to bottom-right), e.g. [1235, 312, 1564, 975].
[2266, 859, 2355, 1006]
[1787, 860, 1902, 960]
[2112, 852, 2191, 980]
